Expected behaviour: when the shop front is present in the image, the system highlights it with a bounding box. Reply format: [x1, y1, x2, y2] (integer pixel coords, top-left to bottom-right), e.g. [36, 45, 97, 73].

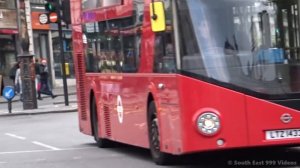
[0, 8, 18, 86]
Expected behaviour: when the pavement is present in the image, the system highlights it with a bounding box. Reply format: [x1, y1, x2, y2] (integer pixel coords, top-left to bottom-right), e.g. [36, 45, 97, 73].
[0, 79, 78, 116]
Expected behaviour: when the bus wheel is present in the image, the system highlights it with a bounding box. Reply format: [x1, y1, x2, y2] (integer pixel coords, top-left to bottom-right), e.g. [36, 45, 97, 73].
[148, 101, 173, 165]
[91, 97, 111, 148]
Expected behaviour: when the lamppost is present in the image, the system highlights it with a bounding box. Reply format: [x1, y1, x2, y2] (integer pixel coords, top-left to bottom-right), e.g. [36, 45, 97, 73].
[17, 0, 37, 110]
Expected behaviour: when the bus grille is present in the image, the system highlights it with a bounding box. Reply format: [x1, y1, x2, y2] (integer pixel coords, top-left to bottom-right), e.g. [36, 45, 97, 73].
[103, 105, 111, 137]
[76, 53, 87, 121]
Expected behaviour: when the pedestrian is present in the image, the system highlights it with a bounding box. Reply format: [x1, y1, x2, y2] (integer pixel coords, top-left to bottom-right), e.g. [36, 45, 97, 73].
[0, 74, 3, 96]
[37, 59, 57, 100]
[14, 62, 22, 101]
[9, 62, 20, 83]
[34, 58, 41, 92]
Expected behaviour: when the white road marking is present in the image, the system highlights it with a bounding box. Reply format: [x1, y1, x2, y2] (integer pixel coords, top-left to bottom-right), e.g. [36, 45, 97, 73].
[31, 141, 61, 151]
[5, 133, 26, 140]
[35, 158, 46, 162]
[0, 147, 96, 155]
[72, 156, 82, 160]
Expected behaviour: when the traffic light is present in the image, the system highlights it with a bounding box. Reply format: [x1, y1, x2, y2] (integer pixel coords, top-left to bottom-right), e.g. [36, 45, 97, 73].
[39, 0, 59, 24]
[45, 0, 57, 12]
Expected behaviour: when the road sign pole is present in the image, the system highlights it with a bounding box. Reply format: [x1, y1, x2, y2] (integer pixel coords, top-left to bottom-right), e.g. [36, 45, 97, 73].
[39, 0, 69, 106]
[58, 0, 69, 106]
[8, 100, 12, 113]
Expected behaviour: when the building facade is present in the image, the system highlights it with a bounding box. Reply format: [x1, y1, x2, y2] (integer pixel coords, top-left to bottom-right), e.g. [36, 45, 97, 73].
[0, 0, 74, 88]
[0, 0, 18, 83]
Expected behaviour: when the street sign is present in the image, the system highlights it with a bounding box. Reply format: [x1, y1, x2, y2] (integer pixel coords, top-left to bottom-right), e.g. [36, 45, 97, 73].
[2, 86, 15, 101]
[39, 13, 49, 24]
[49, 12, 58, 23]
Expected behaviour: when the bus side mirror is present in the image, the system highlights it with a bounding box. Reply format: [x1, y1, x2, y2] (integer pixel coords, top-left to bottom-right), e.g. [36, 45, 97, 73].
[150, 1, 166, 32]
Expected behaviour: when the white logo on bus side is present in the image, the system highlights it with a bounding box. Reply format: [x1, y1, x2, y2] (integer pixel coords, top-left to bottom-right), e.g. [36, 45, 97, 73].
[117, 95, 123, 124]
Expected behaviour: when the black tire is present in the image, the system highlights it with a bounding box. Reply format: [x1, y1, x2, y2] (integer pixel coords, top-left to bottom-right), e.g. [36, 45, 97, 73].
[91, 97, 111, 148]
[148, 101, 173, 165]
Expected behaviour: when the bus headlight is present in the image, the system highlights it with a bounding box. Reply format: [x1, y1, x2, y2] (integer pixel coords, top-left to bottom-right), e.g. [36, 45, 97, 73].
[197, 112, 220, 136]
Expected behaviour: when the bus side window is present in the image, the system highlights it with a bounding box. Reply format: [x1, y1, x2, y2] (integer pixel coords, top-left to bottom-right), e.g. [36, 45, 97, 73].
[99, 21, 111, 73]
[153, 0, 176, 73]
[109, 19, 122, 73]
[122, 35, 137, 73]
[121, 17, 140, 73]
[154, 33, 176, 73]
[83, 22, 100, 73]
[86, 0, 144, 74]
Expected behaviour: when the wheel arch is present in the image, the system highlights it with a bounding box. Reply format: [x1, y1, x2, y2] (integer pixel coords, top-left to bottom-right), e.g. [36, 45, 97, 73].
[147, 82, 159, 118]
[88, 79, 99, 136]
[147, 93, 154, 113]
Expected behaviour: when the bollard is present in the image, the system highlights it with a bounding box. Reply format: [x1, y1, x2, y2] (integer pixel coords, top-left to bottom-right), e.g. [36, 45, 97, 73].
[8, 100, 12, 113]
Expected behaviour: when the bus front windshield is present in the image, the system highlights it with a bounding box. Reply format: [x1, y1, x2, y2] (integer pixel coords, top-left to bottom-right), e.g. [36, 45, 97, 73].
[177, 0, 300, 98]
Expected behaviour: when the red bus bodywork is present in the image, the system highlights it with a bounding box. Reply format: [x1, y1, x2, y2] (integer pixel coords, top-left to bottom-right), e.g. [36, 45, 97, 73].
[71, 0, 300, 157]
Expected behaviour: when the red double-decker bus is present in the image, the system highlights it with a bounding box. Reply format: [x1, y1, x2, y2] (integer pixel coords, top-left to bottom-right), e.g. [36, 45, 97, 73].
[71, 0, 300, 164]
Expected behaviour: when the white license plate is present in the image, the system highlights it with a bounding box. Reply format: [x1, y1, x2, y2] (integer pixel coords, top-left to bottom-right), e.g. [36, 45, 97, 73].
[265, 129, 300, 140]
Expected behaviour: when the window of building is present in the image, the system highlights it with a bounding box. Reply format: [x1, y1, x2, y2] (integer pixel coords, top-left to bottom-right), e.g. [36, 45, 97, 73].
[0, 0, 15, 9]
[0, 35, 16, 76]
